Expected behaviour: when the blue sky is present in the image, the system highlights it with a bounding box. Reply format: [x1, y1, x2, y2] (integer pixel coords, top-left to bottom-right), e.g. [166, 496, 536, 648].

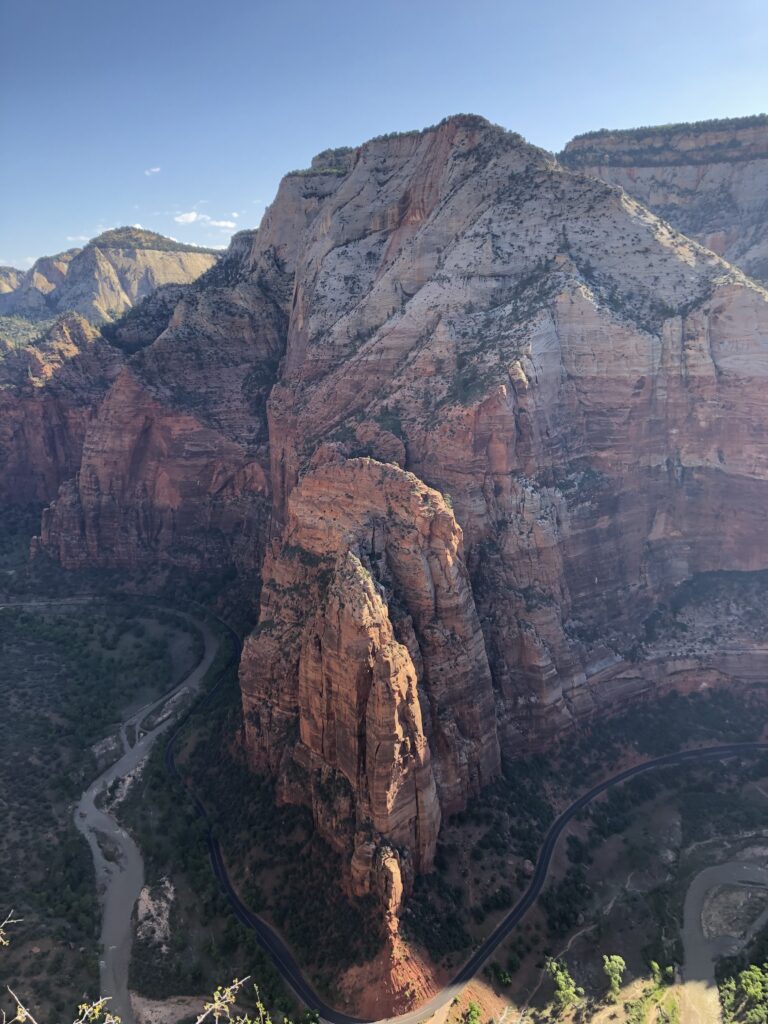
[1, 0, 766, 269]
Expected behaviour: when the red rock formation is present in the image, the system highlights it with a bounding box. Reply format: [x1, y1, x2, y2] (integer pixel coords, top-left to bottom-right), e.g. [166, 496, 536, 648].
[36, 114, 768, 899]
[240, 457, 499, 899]
[40, 366, 270, 571]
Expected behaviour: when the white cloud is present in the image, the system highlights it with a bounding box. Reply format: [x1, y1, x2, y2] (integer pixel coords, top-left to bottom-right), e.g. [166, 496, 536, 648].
[144, 167, 161, 176]
[66, 234, 90, 242]
[174, 211, 237, 229]
[22, 256, 35, 267]
[132, 223, 143, 229]
[231, 212, 240, 219]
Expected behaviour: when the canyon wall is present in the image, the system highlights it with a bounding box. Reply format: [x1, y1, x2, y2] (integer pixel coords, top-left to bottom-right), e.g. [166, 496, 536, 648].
[0, 313, 122, 504]
[34, 114, 768, 894]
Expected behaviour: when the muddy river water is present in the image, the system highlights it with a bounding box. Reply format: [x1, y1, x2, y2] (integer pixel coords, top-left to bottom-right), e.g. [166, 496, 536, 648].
[74, 613, 218, 1024]
[681, 857, 768, 1023]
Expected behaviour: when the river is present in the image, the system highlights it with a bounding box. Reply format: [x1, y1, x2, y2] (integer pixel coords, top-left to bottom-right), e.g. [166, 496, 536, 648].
[73, 611, 218, 1024]
[680, 857, 768, 1024]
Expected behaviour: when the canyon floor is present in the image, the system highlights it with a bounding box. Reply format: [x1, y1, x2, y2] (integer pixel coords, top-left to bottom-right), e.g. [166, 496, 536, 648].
[3, 521, 768, 1024]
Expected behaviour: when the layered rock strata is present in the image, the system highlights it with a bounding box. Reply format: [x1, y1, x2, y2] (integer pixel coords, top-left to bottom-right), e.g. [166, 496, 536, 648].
[36, 114, 768, 894]
[240, 457, 499, 904]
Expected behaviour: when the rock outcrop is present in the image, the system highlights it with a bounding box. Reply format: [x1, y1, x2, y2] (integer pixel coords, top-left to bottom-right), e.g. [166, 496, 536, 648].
[0, 228, 218, 322]
[562, 114, 768, 284]
[36, 114, 768, 899]
[240, 457, 499, 905]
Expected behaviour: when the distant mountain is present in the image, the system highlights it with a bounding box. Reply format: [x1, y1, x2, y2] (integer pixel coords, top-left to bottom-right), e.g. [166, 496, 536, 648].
[0, 266, 23, 294]
[0, 227, 219, 322]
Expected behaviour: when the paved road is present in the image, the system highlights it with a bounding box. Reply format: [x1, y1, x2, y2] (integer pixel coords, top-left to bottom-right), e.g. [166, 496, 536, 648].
[166, 623, 768, 1024]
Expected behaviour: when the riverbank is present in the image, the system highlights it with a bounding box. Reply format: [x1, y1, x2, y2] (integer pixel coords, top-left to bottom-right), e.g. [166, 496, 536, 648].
[74, 611, 218, 1024]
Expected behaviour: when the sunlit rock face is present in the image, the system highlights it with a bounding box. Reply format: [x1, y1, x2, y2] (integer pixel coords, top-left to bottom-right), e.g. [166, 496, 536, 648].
[240, 456, 499, 896]
[36, 115, 768, 895]
[0, 228, 218, 322]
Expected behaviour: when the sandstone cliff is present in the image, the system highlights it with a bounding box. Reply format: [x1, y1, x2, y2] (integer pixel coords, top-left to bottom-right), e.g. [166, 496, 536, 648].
[0, 313, 122, 504]
[562, 114, 768, 284]
[37, 114, 768, 900]
[0, 227, 218, 322]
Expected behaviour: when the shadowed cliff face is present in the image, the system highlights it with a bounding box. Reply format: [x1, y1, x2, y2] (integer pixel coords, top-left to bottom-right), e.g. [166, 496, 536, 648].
[36, 114, 768, 894]
[562, 116, 768, 285]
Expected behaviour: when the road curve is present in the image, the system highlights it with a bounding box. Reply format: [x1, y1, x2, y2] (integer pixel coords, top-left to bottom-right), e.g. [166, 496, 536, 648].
[165, 623, 768, 1024]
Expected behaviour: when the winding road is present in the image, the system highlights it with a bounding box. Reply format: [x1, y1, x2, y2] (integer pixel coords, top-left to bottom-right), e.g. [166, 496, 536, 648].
[33, 592, 764, 1024]
[164, 618, 768, 1024]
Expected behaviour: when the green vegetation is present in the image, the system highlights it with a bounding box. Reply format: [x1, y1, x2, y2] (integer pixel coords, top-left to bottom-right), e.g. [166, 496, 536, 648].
[404, 870, 471, 958]
[720, 962, 768, 1022]
[719, 910, 768, 1021]
[0, 505, 42, 567]
[562, 113, 768, 167]
[555, 687, 764, 789]
[120, 632, 382, 1005]
[603, 953, 626, 1001]
[100, 284, 187, 353]
[567, 113, 768, 145]
[545, 957, 583, 1011]
[411, 680, 768, 991]
[0, 315, 58, 353]
[90, 226, 221, 254]
[2, 929, 316, 1024]
[284, 166, 348, 178]
[541, 867, 591, 937]
[462, 1001, 482, 1024]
